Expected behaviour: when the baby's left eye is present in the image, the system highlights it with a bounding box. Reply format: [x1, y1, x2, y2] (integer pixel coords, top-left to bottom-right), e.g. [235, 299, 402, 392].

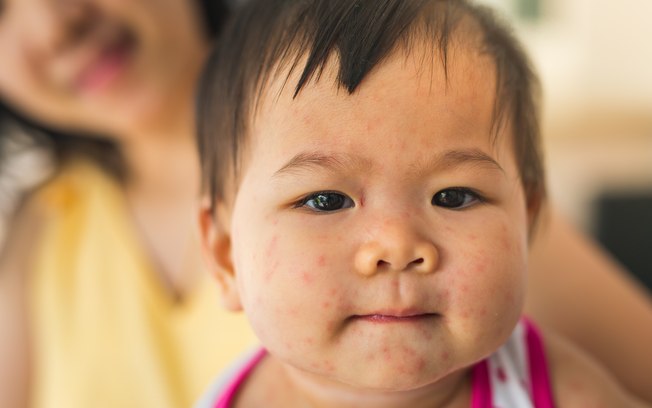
[431, 188, 482, 209]
[297, 191, 355, 213]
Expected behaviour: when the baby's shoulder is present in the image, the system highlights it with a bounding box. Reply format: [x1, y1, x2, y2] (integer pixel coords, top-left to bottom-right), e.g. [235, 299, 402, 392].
[543, 328, 648, 407]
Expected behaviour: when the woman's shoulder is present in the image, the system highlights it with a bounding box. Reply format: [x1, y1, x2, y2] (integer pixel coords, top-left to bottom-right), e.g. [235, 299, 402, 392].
[31, 159, 118, 210]
[0, 159, 118, 273]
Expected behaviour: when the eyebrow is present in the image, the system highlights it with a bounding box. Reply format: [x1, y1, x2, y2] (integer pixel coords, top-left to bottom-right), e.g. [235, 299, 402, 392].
[272, 147, 504, 179]
[432, 148, 504, 173]
[273, 151, 372, 178]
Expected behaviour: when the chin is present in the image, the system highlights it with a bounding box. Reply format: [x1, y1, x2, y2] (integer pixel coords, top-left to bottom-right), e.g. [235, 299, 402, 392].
[337, 361, 446, 393]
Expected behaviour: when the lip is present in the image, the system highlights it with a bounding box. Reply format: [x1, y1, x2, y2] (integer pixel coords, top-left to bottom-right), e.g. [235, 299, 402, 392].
[74, 29, 135, 95]
[353, 312, 439, 324]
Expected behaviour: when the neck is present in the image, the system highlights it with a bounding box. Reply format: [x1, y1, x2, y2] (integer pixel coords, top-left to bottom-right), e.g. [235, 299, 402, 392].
[116, 104, 203, 299]
[119, 97, 200, 202]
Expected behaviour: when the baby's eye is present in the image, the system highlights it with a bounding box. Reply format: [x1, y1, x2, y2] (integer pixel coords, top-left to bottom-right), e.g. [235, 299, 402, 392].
[297, 191, 355, 212]
[432, 188, 481, 209]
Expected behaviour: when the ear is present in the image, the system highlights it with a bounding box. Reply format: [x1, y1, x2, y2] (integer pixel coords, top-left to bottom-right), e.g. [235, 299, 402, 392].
[526, 186, 547, 241]
[198, 197, 243, 312]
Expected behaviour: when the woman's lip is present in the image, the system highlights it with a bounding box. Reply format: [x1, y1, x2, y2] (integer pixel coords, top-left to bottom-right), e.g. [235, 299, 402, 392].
[353, 313, 439, 323]
[74, 31, 134, 95]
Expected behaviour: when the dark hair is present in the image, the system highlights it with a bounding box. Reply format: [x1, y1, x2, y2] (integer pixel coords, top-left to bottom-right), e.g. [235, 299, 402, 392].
[198, 0, 545, 213]
[0, 0, 231, 180]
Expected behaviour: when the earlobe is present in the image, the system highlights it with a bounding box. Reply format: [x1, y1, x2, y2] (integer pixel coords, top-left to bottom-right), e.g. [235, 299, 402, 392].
[198, 199, 243, 312]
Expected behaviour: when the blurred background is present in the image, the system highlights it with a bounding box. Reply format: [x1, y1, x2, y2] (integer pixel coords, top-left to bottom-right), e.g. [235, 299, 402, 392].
[485, 0, 652, 289]
[1, 0, 651, 287]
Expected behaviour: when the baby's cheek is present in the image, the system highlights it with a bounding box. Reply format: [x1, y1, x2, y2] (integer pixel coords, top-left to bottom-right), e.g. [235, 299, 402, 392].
[449, 249, 521, 318]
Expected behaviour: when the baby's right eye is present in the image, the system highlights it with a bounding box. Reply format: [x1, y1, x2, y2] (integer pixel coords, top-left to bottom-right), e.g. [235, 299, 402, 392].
[296, 192, 355, 213]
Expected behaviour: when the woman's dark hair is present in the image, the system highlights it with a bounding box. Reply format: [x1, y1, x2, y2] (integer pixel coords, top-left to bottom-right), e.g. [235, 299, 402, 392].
[199, 0, 232, 38]
[0, 0, 232, 180]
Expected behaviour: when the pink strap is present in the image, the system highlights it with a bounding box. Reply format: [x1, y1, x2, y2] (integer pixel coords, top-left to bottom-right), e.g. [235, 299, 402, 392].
[470, 359, 493, 408]
[214, 349, 267, 408]
[524, 319, 556, 408]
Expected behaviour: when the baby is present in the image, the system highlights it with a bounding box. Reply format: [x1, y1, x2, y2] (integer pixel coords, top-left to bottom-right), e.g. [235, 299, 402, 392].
[196, 0, 644, 406]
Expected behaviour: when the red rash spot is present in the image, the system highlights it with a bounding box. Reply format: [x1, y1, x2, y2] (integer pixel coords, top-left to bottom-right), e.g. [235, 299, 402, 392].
[286, 307, 299, 317]
[321, 301, 331, 309]
[440, 351, 450, 361]
[265, 236, 278, 258]
[501, 236, 512, 251]
[316, 255, 326, 267]
[401, 346, 416, 357]
[397, 364, 409, 374]
[263, 261, 277, 283]
[420, 328, 433, 340]
[263, 236, 281, 282]
[325, 319, 338, 329]
[328, 288, 337, 297]
[415, 358, 426, 372]
[301, 271, 314, 285]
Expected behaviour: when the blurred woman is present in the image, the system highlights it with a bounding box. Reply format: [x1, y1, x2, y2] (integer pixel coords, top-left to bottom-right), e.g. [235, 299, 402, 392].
[0, 1, 255, 407]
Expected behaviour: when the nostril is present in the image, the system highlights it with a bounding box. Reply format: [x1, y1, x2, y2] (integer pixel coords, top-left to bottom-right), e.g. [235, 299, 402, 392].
[412, 258, 424, 265]
[377, 260, 390, 267]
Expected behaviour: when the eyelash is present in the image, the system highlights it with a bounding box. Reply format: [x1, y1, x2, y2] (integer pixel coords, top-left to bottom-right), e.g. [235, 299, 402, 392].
[431, 187, 484, 210]
[293, 191, 355, 213]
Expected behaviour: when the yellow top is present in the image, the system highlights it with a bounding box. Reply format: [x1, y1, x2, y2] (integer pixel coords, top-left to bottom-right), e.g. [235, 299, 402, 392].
[28, 161, 255, 408]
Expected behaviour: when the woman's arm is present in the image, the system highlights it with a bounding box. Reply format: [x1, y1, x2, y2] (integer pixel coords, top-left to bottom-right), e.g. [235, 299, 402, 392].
[545, 327, 649, 407]
[0, 199, 44, 408]
[525, 209, 652, 403]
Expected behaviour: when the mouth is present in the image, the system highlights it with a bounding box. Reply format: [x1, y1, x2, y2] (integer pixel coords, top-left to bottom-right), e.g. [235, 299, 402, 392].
[352, 312, 440, 324]
[74, 26, 136, 95]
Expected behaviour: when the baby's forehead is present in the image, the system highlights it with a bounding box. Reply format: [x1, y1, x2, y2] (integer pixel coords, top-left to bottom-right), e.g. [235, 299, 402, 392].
[245, 42, 513, 175]
[252, 39, 502, 143]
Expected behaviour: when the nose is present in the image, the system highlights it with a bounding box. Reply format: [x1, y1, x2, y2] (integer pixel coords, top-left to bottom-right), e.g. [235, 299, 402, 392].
[354, 221, 439, 276]
[23, 0, 95, 54]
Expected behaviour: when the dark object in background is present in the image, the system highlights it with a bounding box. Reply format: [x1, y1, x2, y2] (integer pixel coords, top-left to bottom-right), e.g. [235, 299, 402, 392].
[594, 191, 652, 292]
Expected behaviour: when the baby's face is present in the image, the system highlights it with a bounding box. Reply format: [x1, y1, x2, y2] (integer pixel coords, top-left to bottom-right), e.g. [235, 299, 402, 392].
[221, 45, 530, 391]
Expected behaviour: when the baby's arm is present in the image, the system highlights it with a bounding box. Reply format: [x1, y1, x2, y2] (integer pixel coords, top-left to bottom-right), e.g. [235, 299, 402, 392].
[525, 209, 652, 403]
[545, 328, 650, 407]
